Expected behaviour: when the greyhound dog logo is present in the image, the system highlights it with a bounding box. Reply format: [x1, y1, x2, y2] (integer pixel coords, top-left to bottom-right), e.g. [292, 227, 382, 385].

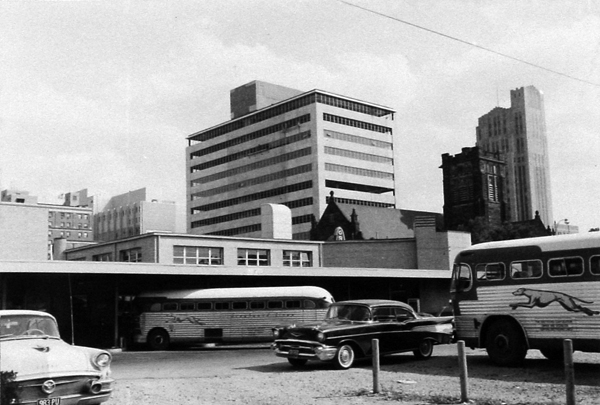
[510, 288, 600, 316]
[167, 314, 205, 325]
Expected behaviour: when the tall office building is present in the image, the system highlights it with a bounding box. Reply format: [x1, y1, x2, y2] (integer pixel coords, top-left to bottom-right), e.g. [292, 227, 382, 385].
[186, 81, 400, 240]
[476, 86, 553, 226]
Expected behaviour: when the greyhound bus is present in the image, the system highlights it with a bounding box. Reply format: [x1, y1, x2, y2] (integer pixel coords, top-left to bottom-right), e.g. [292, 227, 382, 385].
[130, 286, 334, 350]
[451, 232, 600, 366]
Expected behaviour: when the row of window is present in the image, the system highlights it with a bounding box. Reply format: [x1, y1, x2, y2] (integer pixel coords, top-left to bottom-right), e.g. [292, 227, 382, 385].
[190, 181, 313, 214]
[173, 246, 313, 267]
[324, 146, 393, 165]
[325, 195, 395, 208]
[192, 164, 312, 199]
[190, 198, 313, 229]
[325, 163, 394, 180]
[49, 221, 90, 229]
[316, 93, 394, 118]
[324, 129, 392, 150]
[188, 95, 315, 144]
[324, 113, 392, 134]
[191, 147, 312, 183]
[190, 130, 311, 173]
[476, 255, 600, 282]
[49, 231, 89, 239]
[190, 116, 311, 161]
[49, 212, 91, 220]
[149, 298, 320, 313]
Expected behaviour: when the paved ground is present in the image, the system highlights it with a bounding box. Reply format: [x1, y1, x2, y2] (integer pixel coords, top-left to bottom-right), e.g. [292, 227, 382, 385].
[105, 344, 600, 404]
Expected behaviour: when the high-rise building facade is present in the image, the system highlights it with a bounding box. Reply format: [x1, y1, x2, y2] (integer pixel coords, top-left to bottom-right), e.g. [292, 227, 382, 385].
[186, 81, 400, 240]
[476, 86, 553, 226]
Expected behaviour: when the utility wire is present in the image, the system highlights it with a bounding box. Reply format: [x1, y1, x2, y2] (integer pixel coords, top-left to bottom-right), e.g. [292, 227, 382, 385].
[338, 0, 600, 88]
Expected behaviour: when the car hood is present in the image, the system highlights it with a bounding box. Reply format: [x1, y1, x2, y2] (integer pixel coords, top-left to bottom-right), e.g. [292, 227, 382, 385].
[1, 338, 103, 381]
[280, 319, 368, 340]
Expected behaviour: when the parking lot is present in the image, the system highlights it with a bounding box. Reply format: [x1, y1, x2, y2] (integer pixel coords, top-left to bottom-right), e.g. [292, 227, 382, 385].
[105, 344, 600, 404]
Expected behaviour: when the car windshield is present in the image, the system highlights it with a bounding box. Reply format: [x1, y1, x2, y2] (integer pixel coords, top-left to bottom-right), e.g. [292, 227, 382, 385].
[326, 304, 370, 321]
[0, 315, 60, 340]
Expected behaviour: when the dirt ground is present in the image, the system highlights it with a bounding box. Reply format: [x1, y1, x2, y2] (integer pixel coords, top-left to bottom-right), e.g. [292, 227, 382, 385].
[107, 345, 600, 405]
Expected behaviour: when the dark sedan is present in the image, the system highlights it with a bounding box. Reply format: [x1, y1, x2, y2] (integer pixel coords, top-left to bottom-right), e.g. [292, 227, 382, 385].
[271, 299, 454, 369]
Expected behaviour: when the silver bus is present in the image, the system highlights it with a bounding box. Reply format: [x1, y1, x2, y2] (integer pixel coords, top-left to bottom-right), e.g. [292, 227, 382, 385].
[451, 232, 600, 365]
[131, 286, 334, 350]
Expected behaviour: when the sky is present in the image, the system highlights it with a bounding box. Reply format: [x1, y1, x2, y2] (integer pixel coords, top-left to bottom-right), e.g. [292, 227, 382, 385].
[1, 0, 599, 232]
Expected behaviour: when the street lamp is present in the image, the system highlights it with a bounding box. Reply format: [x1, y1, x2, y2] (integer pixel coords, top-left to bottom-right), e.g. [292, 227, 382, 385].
[554, 218, 569, 235]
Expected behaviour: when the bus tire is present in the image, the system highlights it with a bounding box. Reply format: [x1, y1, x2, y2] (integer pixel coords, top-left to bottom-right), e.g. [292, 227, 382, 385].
[334, 344, 355, 369]
[485, 319, 526, 366]
[288, 358, 308, 367]
[147, 329, 170, 351]
[413, 339, 434, 359]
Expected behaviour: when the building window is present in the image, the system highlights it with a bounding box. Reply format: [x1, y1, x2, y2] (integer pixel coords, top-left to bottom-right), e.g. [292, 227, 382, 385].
[120, 248, 142, 263]
[283, 251, 312, 267]
[237, 249, 270, 266]
[173, 246, 223, 265]
[93, 253, 113, 262]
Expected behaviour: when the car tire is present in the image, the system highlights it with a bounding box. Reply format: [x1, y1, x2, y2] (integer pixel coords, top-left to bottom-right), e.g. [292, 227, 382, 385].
[334, 344, 355, 369]
[413, 339, 434, 359]
[485, 319, 527, 366]
[147, 329, 170, 351]
[288, 358, 308, 367]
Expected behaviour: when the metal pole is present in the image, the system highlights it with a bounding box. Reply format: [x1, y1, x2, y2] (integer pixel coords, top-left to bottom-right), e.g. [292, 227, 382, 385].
[372, 339, 380, 393]
[564, 339, 575, 405]
[457, 340, 469, 403]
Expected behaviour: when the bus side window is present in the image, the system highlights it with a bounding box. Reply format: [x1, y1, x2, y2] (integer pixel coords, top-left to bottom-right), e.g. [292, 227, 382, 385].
[214, 302, 230, 310]
[232, 301, 247, 310]
[180, 302, 195, 311]
[303, 300, 316, 309]
[163, 303, 178, 311]
[267, 301, 283, 309]
[549, 259, 567, 277]
[476, 264, 487, 280]
[591, 256, 600, 275]
[511, 260, 542, 279]
[565, 257, 584, 276]
[150, 303, 162, 312]
[487, 263, 505, 280]
[250, 301, 265, 310]
[285, 300, 301, 309]
[197, 302, 212, 310]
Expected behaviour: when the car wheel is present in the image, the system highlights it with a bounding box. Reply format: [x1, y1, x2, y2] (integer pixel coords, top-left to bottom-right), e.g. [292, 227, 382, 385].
[485, 319, 527, 366]
[147, 329, 170, 351]
[288, 358, 308, 367]
[413, 339, 434, 359]
[334, 344, 355, 369]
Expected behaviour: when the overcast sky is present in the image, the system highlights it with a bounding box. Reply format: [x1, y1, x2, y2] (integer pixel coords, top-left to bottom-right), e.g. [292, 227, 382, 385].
[1, 0, 598, 232]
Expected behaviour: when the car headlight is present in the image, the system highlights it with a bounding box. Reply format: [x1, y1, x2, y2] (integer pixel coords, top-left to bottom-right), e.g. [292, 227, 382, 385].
[273, 329, 280, 338]
[316, 332, 325, 342]
[94, 352, 112, 368]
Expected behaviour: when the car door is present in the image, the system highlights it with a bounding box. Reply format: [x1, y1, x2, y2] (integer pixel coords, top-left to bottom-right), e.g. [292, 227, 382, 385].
[371, 306, 403, 353]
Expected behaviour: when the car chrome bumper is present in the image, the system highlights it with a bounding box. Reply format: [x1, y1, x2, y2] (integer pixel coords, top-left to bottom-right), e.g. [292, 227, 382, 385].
[272, 340, 338, 362]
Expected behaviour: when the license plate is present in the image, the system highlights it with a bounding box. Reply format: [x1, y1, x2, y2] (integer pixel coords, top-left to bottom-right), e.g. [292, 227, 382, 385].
[37, 398, 60, 405]
[289, 349, 299, 358]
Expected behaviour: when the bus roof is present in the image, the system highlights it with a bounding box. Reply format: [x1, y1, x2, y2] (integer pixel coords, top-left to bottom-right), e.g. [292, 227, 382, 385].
[463, 232, 600, 253]
[136, 286, 334, 301]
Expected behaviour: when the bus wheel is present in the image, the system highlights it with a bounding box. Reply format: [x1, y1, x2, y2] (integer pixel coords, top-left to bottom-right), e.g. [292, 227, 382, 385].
[413, 339, 434, 359]
[334, 344, 355, 369]
[540, 348, 565, 362]
[147, 329, 170, 351]
[485, 320, 526, 366]
[288, 358, 308, 367]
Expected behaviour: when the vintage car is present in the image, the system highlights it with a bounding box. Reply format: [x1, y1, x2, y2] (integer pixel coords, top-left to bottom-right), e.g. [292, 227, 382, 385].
[271, 299, 454, 369]
[0, 310, 114, 405]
